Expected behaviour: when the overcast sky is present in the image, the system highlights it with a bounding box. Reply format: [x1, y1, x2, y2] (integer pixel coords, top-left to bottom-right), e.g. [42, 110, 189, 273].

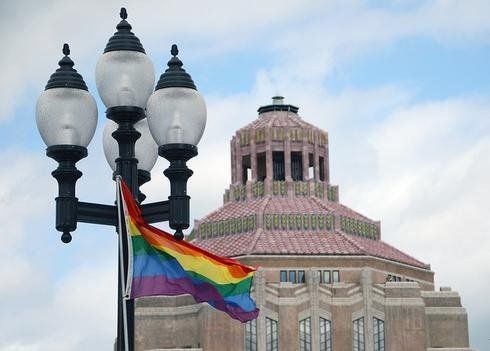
[1, 0, 489, 350]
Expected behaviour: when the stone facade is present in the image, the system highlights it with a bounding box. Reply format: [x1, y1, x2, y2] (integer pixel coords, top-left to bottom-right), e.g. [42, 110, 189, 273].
[135, 98, 474, 351]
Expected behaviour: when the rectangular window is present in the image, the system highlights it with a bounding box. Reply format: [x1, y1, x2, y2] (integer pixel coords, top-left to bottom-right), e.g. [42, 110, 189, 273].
[242, 155, 251, 184]
[319, 156, 325, 181]
[273, 152, 285, 181]
[299, 317, 312, 351]
[257, 153, 266, 181]
[298, 270, 306, 283]
[291, 152, 303, 181]
[319, 318, 332, 351]
[373, 318, 385, 351]
[318, 270, 323, 283]
[353, 317, 365, 351]
[308, 153, 314, 180]
[289, 270, 297, 283]
[280, 270, 288, 283]
[245, 318, 257, 351]
[332, 270, 340, 283]
[323, 270, 331, 284]
[266, 318, 278, 351]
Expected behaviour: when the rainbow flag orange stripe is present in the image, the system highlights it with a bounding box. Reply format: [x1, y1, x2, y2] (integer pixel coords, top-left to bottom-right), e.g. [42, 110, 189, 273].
[120, 180, 259, 322]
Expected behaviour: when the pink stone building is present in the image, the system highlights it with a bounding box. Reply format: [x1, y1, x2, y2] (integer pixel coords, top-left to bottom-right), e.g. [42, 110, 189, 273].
[135, 97, 474, 351]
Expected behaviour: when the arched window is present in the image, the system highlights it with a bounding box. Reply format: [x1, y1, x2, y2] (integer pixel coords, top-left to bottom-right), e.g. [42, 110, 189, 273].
[245, 318, 257, 351]
[299, 317, 311, 351]
[319, 317, 332, 351]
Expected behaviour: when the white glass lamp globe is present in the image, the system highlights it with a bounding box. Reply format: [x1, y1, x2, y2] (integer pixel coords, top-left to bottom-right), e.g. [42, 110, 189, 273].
[36, 88, 98, 147]
[96, 8, 155, 108]
[36, 43, 98, 147]
[103, 118, 158, 172]
[95, 51, 154, 108]
[146, 87, 206, 146]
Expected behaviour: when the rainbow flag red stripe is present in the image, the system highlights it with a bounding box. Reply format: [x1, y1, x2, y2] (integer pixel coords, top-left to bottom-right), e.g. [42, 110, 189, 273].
[120, 181, 259, 322]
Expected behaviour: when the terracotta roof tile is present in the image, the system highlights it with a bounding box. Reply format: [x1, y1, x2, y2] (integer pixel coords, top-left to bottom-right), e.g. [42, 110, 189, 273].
[200, 198, 266, 222]
[237, 111, 325, 132]
[315, 198, 374, 222]
[265, 197, 329, 214]
[193, 230, 429, 269]
[344, 234, 428, 269]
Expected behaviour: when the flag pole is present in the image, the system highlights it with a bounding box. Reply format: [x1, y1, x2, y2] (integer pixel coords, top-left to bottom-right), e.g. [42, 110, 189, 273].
[116, 176, 130, 351]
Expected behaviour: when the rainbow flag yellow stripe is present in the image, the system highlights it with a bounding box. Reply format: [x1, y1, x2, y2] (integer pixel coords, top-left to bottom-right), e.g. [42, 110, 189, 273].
[120, 180, 259, 322]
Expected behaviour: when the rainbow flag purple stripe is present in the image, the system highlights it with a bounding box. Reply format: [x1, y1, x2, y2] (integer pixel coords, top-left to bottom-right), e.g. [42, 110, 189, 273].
[120, 181, 259, 323]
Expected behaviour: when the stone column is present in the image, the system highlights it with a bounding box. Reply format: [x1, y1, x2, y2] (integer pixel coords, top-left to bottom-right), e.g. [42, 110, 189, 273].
[284, 132, 292, 181]
[265, 133, 273, 195]
[255, 268, 266, 351]
[236, 138, 243, 185]
[302, 140, 309, 181]
[308, 269, 321, 351]
[231, 137, 236, 183]
[361, 268, 374, 351]
[325, 133, 330, 183]
[251, 139, 257, 182]
[313, 136, 320, 181]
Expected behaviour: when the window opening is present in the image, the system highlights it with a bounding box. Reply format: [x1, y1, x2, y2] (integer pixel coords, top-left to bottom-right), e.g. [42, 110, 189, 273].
[245, 318, 257, 351]
[273, 152, 285, 181]
[242, 155, 251, 184]
[298, 270, 306, 283]
[373, 318, 385, 351]
[291, 152, 303, 181]
[299, 317, 312, 351]
[280, 270, 287, 283]
[319, 318, 332, 351]
[319, 156, 325, 181]
[266, 318, 278, 351]
[308, 153, 314, 179]
[353, 317, 365, 351]
[257, 153, 266, 181]
[323, 271, 331, 284]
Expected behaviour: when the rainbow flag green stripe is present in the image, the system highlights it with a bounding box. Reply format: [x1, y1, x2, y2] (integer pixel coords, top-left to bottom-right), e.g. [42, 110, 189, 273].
[131, 235, 254, 296]
[121, 181, 259, 322]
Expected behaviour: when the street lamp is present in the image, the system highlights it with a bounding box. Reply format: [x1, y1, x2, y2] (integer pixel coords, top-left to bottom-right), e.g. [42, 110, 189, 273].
[36, 8, 206, 351]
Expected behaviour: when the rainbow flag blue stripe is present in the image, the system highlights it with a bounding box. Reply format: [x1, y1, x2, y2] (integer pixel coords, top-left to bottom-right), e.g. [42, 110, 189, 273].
[120, 180, 259, 322]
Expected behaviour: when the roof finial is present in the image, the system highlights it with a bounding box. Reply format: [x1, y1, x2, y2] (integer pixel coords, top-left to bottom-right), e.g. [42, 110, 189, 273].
[120, 7, 128, 20]
[171, 44, 179, 57]
[63, 43, 70, 56]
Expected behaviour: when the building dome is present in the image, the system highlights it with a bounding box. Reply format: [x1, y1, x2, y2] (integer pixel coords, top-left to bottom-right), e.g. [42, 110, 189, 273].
[192, 97, 427, 269]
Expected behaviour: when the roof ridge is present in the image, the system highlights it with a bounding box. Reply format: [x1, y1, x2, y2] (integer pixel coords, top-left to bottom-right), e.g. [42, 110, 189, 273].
[310, 196, 337, 215]
[336, 202, 374, 222]
[376, 238, 430, 268]
[247, 195, 272, 254]
[313, 195, 376, 223]
[337, 230, 366, 254]
[199, 201, 230, 222]
[246, 228, 263, 254]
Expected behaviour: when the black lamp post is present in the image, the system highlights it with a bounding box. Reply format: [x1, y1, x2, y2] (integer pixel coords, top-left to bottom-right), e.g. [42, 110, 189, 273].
[36, 8, 206, 351]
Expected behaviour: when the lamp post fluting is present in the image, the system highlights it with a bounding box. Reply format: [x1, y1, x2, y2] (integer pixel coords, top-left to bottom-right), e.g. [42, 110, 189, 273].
[36, 8, 206, 351]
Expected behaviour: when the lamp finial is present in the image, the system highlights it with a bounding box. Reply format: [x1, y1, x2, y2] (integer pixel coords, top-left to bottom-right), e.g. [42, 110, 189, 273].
[63, 43, 70, 56]
[171, 44, 179, 57]
[120, 7, 127, 20]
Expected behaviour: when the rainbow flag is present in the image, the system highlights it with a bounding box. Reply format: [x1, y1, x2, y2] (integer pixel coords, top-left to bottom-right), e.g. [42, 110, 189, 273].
[119, 180, 259, 323]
